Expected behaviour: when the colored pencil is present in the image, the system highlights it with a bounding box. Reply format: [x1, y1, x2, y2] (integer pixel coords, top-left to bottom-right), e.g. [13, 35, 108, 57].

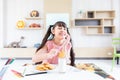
[11, 70, 24, 78]
[9, 58, 15, 64]
[22, 67, 26, 75]
[4, 58, 12, 65]
[0, 58, 15, 80]
[0, 66, 8, 80]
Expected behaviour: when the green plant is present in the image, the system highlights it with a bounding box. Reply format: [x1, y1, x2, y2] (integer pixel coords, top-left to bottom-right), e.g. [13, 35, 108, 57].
[78, 10, 82, 14]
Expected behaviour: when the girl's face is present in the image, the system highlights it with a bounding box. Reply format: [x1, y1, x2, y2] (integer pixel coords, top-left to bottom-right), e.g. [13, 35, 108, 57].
[52, 26, 67, 40]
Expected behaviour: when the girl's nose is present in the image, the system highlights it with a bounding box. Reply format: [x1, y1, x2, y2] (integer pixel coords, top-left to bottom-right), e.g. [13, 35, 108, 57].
[61, 28, 65, 31]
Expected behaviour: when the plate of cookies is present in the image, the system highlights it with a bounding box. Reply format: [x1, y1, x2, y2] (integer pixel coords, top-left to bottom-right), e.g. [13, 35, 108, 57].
[35, 63, 55, 72]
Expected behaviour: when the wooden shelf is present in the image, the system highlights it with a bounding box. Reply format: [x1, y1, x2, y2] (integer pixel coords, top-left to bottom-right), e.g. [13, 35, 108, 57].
[23, 17, 44, 30]
[75, 19, 102, 26]
[25, 17, 43, 20]
[86, 10, 115, 18]
[74, 10, 115, 35]
[86, 26, 103, 35]
[104, 26, 115, 33]
[103, 19, 113, 25]
[95, 10, 115, 18]
[17, 27, 43, 30]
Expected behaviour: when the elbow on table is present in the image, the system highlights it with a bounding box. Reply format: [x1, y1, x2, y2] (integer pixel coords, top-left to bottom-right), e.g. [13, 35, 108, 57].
[32, 55, 43, 64]
[32, 57, 43, 65]
[32, 56, 36, 62]
[32, 55, 39, 63]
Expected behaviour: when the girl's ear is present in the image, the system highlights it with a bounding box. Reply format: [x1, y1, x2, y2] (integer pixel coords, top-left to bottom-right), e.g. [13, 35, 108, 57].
[51, 28, 55, 34]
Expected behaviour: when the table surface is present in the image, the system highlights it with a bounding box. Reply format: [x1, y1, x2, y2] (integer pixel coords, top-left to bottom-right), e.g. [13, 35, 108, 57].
[0, 60, 105, 80]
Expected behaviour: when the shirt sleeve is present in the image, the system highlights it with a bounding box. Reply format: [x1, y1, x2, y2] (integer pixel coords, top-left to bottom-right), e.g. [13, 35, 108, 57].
[45, 40, 54, 52]
[45, 41, 50, 52]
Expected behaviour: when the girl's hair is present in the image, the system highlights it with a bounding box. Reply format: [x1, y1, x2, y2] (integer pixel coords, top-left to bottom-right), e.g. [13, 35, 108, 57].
[36, 21, 75, 66]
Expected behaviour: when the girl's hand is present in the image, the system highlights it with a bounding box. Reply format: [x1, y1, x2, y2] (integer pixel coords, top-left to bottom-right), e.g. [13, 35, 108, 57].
[61, 34, 71, 51]
[63, 34, 70, 47]
[48, 34, 71, 59]
[66, 34, 70, 43]
[47, 47, 60, 59]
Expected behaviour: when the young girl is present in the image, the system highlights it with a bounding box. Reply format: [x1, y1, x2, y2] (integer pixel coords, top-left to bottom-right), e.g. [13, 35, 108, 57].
[32, 21, 75, 66]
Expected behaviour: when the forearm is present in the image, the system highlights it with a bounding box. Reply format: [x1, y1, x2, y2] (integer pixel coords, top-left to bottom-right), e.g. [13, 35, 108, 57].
[32, 49, 58, 63]
[32, 53, 50, 63]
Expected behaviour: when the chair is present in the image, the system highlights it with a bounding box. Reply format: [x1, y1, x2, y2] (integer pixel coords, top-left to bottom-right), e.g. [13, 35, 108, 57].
[111, 38, 120, 71]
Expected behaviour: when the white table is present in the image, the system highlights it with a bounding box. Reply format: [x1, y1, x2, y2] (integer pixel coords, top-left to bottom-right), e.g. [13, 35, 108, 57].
[0, 60, 105, 80]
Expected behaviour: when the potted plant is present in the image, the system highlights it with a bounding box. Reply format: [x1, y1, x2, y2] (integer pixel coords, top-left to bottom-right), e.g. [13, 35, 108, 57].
[77, 10, 83, 18]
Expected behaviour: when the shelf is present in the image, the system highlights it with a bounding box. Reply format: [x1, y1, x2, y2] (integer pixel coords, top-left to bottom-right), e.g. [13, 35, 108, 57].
[86, 10, 115, 18]
[23, 17, 44, 30]
[75, 19, 102, 26]
[95, 10, 115, 18]
[87, 11, 95, 18]
[104, 26, 115, 33]
[0, 48, 36, 58]
[103, 19, 113, 25]
[74, 10, 115, 35]
[86, 26, 103, 35]
[75, 18, 102, 20]
[17, 27, 43, 30]
[25, 17, 43, 20]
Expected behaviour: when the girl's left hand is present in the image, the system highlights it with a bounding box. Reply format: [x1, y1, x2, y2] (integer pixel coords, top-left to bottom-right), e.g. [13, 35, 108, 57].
[64, 34, 70, 45]
[66, 34, 70, 41]
[61, 34, 71, 50]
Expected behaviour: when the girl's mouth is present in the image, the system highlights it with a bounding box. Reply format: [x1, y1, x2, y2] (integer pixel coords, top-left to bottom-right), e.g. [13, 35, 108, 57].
[59, 33, 66, 36]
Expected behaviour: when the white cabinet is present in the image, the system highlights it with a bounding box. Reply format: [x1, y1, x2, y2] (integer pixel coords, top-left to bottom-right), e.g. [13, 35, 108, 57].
[0, 48, 36, 58]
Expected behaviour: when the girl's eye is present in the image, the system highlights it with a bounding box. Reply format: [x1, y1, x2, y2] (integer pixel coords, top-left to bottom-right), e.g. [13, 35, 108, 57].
[58, 27, 66, 30]
[64, 28, 67, 30]
[58, 28, 62, 29]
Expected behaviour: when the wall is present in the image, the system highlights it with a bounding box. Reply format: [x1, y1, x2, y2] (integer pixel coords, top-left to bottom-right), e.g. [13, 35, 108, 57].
[70, 0, 120, 57]
[0, 0, 2, 47]
[44, 0, 72, 29]
[44, 0, 72, 13]
[2, 0, 44, 47]
[0, 0, 4, 48]
[71, 0, 120, 48]
[113, 0, 120, 38]
[0, 0, 120, 57]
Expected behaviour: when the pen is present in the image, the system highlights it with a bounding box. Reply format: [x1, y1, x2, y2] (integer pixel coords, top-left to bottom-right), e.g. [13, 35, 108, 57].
[25, 72, 47, 76]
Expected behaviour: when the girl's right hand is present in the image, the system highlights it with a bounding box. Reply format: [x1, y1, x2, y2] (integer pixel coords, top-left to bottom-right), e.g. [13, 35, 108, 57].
[47, 48, 59, 59]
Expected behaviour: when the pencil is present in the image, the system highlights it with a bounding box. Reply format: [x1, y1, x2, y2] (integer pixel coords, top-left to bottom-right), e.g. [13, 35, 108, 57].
[22, 67, 26, 75]
[11, 70, 24, 78]
[25, 72, 47, 76]
[4, 58, 12, 65]
[0, 66, 9, 80]
[9, 58, 15, 64]
[0, 58, 15, 80]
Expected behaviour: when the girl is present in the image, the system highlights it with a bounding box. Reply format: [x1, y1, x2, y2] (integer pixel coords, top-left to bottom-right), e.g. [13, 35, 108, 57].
[32, 21, 75, 66]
